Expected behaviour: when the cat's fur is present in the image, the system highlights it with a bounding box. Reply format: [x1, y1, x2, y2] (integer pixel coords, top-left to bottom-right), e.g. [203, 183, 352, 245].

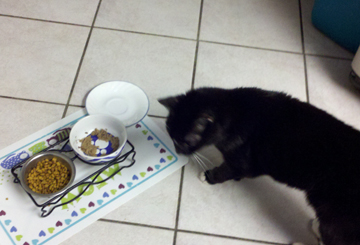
[159, 87, 360, 245]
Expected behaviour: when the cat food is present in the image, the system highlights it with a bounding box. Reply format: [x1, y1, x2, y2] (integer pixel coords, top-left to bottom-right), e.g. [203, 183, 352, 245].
[79, 128, 119, 157]
[27, 158, 70, 194]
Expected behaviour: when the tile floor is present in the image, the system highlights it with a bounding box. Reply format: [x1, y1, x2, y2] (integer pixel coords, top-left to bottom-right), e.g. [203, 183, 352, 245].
[0, 0, 357, 244]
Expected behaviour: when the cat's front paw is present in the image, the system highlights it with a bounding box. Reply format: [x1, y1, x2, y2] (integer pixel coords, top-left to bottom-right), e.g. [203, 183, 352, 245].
[199, 172, 207, 183]
[198, 171, 215, 184]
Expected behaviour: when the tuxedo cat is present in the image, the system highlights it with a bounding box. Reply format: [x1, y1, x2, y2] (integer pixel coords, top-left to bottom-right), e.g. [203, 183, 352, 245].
[159, 87, 360, 245]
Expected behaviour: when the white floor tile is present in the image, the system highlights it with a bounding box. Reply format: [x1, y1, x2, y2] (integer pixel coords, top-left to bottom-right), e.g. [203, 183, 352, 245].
[307, 56, 360, 130]
[178, 146, 317, 244]
[70, 28, 196, 116]
[103, 169, 181, 228]
[95, 0, 201, 39]
[0, 98, 64, 150]
[177, 232, 268, 245]
[61, 221, 174, 245]
[0, 17, 89, 103]
[0, 0, 99, 25]
[201, 0, 302, 52]
[194, 42, 307, 101]
[301, 0, 354, 58]
[65, 106, 85, 117]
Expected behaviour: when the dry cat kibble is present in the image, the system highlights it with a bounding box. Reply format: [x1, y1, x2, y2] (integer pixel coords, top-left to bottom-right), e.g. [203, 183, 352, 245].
[27, 158, 70, 194]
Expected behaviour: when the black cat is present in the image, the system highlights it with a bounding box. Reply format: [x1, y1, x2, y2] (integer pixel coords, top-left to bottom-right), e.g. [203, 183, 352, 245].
[159, 87, 360, 245]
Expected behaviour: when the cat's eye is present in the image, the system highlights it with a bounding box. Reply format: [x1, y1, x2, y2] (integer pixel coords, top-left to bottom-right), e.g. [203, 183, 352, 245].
[206, 117, 214, 123]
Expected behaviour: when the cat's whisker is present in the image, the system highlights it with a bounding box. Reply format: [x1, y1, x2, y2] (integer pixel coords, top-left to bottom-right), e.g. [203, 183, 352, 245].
[191, 154, 207, 172]
[193, 152, 214, 167]
[192, 154, 205, 169]
[196, 156, 207, 170]
[193, 153, 213, 174]
[192, 154, 205, 171]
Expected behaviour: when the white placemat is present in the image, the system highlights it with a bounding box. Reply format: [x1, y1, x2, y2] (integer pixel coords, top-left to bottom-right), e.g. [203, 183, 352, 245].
[0, 109, 188, 245]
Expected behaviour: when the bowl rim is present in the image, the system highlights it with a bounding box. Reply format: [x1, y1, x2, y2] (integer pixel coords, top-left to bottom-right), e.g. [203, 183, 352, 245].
[19, 151, 76, 197]
[85, 80, 150, 127]
[69, 114, 128, 160]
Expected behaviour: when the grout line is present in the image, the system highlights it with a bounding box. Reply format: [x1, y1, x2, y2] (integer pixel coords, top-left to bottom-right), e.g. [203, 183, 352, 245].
[200, 40, 304, 56]
[305, 53, 354, 61]
[98, 219, 287, 245]
[61, 0, 103, 118]
[0, 14, 90, 28]
[94, 26, 354, 62]
[201, 39, 353, 61]
[177, 229, 289, 245]
[148, 114, 167, 119]
[172, 166, 185, 245]
[99, 219, 174, 232]
[68, 104, 85, 108]
[94, 26, 197, 42]
[172, 3, 204, 244]
[190, 0, 204, 90]
[297, 0, 310, 103]
[0, 95, 66, 106]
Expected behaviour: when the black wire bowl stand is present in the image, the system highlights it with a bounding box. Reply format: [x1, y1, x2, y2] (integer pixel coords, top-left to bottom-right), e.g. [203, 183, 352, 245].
[11, 137, 136, 217]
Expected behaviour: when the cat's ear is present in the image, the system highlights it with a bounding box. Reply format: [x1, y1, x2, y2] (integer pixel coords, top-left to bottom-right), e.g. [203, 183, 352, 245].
[158, 95, 184, 111]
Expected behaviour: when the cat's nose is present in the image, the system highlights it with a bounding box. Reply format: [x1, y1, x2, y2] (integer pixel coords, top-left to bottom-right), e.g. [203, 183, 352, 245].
[174, 145, 184, 154]
[174, 144, 190, 155]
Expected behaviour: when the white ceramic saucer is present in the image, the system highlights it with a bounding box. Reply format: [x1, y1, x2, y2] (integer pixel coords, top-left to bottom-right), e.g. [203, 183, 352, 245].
[85, 81, 149, 127]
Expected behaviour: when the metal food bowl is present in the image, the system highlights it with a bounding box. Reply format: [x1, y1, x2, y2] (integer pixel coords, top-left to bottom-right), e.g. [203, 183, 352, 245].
[19, 151, 76, 197]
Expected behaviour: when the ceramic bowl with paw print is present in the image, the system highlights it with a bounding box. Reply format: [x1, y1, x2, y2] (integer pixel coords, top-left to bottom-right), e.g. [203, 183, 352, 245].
[69, 114, 127, 165]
